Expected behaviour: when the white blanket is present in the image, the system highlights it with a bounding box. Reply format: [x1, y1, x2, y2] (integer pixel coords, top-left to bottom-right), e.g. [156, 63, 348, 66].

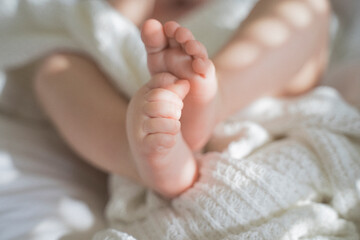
[0, 0, 150, 99]
[0, 0, 359, 239]
[94, 87, 360, 240]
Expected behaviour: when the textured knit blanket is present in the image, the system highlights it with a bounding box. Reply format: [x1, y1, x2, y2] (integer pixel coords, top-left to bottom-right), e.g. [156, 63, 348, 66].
[1, 0, 359, 239]
[95, 87, 360, 240]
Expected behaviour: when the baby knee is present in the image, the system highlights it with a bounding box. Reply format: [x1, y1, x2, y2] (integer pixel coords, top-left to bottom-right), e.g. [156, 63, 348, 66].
[34, 52, 73, 90]
[37, 53, 74, 79]
[34, 52, 90, 94]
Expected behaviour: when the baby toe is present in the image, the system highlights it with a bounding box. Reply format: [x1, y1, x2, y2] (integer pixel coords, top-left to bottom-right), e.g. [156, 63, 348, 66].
[164, 21, 180, 38]
[143, 133, 176, 154]
[147, 72, 178, 89]
[145, 88, 183, 108]
[175, 27, 195, 44]
[141, 19, 168, 54]
[184, 40, 208, 59]
[164, 21, 181, 48]
[143, 118, 180, 135]
[147, 73, 190, 101]
[143, 102, 182, 119]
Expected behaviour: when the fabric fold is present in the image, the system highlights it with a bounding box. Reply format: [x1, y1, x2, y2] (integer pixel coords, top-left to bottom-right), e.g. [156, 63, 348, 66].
[101, 88, 360, 240]
[0, 0, 149, 98]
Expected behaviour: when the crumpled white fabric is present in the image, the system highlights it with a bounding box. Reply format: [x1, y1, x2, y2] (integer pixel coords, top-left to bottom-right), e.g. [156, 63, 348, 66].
[0, 0, 150, 98]
[0, 0, 359, 239]
[95, 87, 360, 240]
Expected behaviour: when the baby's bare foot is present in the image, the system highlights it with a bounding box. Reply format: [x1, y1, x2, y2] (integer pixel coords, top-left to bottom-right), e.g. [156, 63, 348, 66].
[142, 19, 220, 151]
[126, 73, 197, 198]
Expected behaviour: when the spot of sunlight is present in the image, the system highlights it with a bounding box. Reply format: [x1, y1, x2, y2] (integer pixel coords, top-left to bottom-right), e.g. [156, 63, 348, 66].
[31, 217, 69, 240]
[250, 17, 290, 47]
[0, 152, 20, 185]
[222, 42, 261, 69]
[243, 97, 283, 120]
[288, 221, 309, 238]
[0, 71, 6, 95]
[278, 1, 312, 28]
[287, 205, 340, 239]
[307, 0, 329, 13]
[58, 197, 95, 231]
[284, 57, 318, 94]
[227, 122, 271, 159]
[0, 0, 18, 17]
[49, 55, 71, 74]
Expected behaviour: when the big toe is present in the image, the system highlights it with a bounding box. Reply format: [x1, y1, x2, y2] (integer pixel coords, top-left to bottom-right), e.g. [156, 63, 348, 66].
[184, 40, 208, 59]
[164, 21, 181, 48]
[141, 19, 168, 54]
[174, 27, 195, 44]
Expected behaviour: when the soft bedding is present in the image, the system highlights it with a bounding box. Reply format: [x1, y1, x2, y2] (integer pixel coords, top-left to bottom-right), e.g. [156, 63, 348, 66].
[0, 0, 359, 239]
[96, 87, 360, 239]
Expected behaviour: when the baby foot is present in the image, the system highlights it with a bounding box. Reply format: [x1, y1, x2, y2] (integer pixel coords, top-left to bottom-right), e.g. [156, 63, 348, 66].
[126, 73, 198, 198]
[141, 19, 220, 151]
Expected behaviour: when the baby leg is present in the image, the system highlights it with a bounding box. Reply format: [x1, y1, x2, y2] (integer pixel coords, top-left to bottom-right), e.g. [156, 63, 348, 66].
[34, 52, 141, 182]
